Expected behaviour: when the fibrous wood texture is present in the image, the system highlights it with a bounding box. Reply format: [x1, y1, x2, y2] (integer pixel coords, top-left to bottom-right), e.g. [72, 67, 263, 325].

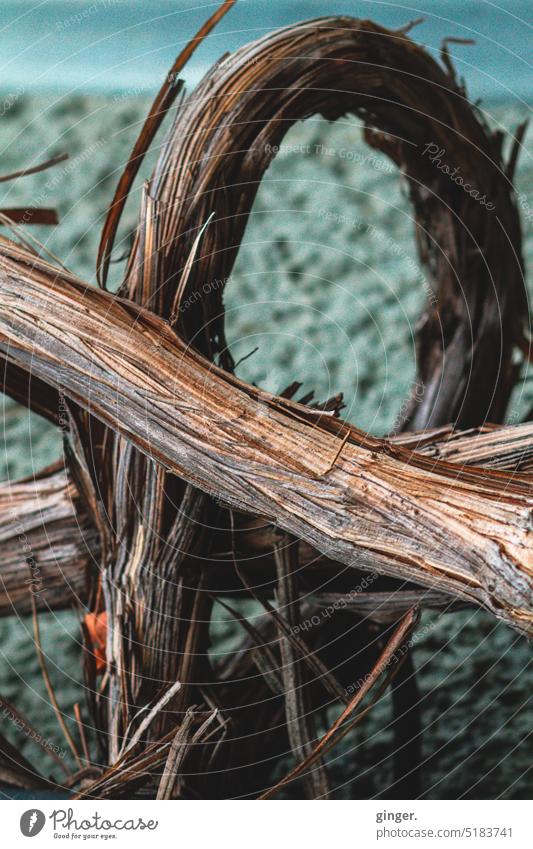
[1, 423, 531, 617]
[0, 10, 530, 799]
[0, 244, 532, 634]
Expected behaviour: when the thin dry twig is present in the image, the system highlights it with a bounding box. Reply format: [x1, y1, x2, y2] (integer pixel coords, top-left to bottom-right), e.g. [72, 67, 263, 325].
[260, 608, 418, 798]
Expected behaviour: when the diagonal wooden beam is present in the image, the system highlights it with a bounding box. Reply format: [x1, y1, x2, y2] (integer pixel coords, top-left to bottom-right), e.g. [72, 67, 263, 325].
[0, 243, 531, 634]
[1, 423, 532, 617]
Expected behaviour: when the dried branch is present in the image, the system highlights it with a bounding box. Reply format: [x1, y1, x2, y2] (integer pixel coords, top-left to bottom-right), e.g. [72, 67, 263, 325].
[0, 463, 96, 614]
[0, 246, 531, 635]
[96, 0, 236, 287]
[129, 15, 526, 426]
[1, 12, 530, 798]
[0, 423, 530, 617]
[274, 533, 330, 798]
[260, 608, 418, 798]
[31, 595, 83, 767]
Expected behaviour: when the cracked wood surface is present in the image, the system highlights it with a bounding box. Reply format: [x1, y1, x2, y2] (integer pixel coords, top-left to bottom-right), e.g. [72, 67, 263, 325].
[0, 243, 531, 634]
[1, 423, 532, 618]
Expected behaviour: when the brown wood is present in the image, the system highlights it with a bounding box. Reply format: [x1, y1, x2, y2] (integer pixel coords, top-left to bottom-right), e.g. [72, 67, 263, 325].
[0, 243, 531, 635]
[1, 423, 532, 617]
[0, 10, 529, 798]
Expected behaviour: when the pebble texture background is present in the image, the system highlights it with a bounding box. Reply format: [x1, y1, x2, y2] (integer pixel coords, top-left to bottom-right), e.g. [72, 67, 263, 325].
[0, 93, 531, 797]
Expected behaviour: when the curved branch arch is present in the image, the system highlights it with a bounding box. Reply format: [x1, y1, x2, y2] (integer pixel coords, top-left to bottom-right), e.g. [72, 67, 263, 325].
[127, 16, 527, 429]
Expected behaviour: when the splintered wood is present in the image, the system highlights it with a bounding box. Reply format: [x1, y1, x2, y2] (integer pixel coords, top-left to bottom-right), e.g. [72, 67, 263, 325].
[0, 8, 530, 799]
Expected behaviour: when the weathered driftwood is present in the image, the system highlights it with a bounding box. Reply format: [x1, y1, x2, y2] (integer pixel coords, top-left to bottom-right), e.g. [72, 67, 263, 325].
[1, 422, 532, 616]
[0, 243, 531, 635]
[111, 16, 526, 429]
[0, 465, 462, 621]
[0, 9, 530, 799]
[0, 463, 93, 614]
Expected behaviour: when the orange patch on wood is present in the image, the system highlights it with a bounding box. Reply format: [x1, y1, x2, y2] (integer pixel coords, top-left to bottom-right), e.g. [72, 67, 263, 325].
[84, 611, 107, 675]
